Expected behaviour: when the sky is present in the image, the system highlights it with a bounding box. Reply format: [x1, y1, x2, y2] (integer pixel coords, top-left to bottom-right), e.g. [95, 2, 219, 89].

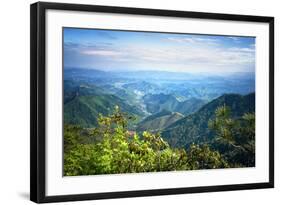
[64, 28, 255, 74]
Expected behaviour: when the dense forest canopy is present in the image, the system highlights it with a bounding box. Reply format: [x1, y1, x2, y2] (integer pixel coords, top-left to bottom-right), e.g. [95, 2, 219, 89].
[64, 105, 254, 176]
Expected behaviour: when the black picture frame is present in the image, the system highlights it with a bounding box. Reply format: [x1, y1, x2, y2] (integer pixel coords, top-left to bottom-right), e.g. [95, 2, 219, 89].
[30, 2, 274, 203]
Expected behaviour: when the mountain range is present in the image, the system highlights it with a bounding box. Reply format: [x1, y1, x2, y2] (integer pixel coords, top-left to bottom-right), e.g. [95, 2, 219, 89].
[64, 68, 255, 150]
[64, 84, 144, 128]
[143, 93, 206, 115]
[161, 93, 255, 148]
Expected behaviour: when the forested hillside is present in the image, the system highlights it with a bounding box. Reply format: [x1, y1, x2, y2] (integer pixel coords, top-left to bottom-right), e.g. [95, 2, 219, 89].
[162, 93, 255, 148]
[64, 84, 144, 128]
[137, 110, 184, 132]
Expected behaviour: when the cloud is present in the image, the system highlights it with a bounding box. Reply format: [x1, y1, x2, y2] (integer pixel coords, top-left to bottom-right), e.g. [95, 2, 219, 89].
[64, 42, 114, 51]
[249, 43, 255, 48]
[227, 36, 240, 41]
[167, 36, 219, 46]
[96, 31, 118, 40]
[81, 50, 122, 57]
[229, 47, 255, 53]
[79, 44, 254, 70]
[65, 36, 255, 73]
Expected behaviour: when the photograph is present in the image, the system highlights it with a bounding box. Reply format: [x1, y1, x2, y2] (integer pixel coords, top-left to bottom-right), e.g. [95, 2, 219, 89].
[63, 27, 256, 176]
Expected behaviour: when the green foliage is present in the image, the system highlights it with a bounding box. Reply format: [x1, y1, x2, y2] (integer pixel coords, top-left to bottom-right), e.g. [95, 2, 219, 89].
[186, 143, 229, 169]
[64, 124, 83, 152]
[162, 93, 255, 149]
[64, 106, 228, 176]
[208, 105, 255, 167]
[208, 105, 237, 144]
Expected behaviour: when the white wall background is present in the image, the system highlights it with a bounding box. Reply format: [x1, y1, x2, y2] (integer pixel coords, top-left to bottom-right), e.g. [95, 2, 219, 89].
[0, 0, 279, 204]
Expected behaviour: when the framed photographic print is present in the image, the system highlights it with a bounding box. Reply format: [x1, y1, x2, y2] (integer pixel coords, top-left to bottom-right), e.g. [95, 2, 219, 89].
[30, 2, 274, 203]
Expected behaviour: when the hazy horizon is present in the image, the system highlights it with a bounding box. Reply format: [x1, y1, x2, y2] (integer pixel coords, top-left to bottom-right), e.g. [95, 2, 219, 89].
[64, 66, 255, 76]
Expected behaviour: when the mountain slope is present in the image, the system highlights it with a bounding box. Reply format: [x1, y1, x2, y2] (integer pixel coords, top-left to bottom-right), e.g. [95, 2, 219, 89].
[175, 98, 206, 115]
[137, 110, 184, 133]
[143, 93, 178, 114]
[161, 93, 255, 148]
[143, 93, 206, 115]
[64, 85, 144, 128]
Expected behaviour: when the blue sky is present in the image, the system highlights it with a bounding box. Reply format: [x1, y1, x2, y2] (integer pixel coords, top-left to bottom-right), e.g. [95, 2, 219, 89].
[64, 28, 255, 74]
